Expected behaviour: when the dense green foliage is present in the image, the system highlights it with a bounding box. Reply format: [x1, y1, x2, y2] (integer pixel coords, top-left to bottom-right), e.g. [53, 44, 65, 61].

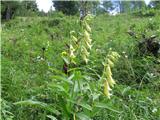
[53, 1, 79, 15]
[1, 9, 160, 120]
[1, 1, 38, 20]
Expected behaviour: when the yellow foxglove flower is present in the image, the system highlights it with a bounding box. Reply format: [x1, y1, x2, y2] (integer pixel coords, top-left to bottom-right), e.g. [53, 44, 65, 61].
[85, 22, 91, 32]
[104, 80, 112, 99]
[108, 55, 116, 62]
[112, 52, 120, 58]
[82, 46, 89, 56]
[82, 54, 89, 64]
[70, 50, 75, 59]
[105, 65, 112, 77]
[84, 30, 90, 40]
[107, 59, 114, 67]
[69, 44, 76, 64]
[107, 75, 116, 87]
[104, 65, 115, 87]
[71, 35, 78, 42]
[101, 51, 120, 99]
[87, 38, 92, 44]
[70, 44, 75, 50]
[85, 40, 92, 50]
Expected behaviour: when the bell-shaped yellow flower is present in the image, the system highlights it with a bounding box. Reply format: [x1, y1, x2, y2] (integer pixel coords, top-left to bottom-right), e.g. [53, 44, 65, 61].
[105, 65, 112, 77]
[82, 46, 89, 56]
[70, 45, 75, 51]
[108, 55, 116, 62]
[107, 75, 116, 87]
[103, 80, 112, 99]
[105, 65, 115, 87]
[70, 50, 75, 59]
[85, 40, 92, 50]
[112, 52, 120, 58]
[107, 59, 114, 67]
[87, 38, 92, 44]
[101, 51, 120, 99]
[85, 22, 91, 33]
[82, 54, 89, 64]
[71, 35, 78, 42]
[84, 30, 90, 40]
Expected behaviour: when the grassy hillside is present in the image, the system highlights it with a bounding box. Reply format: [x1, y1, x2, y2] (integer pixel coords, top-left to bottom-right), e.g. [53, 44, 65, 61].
[1, 12, 160, 120]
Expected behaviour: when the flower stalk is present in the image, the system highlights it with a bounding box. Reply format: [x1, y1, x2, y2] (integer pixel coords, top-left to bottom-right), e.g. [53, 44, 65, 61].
[101, 51, 120, 98]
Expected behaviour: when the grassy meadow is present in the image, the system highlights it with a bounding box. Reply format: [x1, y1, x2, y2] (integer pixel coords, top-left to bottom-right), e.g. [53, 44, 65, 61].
[1, 11, 160, 120]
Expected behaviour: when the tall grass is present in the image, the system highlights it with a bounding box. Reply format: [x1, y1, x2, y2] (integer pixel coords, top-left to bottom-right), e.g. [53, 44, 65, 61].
[1, 12, 160, 119]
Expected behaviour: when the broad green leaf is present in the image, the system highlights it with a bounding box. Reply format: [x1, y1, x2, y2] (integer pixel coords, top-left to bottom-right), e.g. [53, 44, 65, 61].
[50, 84, 66, 92]
[49, 68, 66, 77]
[47, 115, 57, 120]
[67, 74, 74, 81]
[78, 103, 92, 111]
[14, 100, 60, 115]
[52, 75, 73, 84]
[94, 102, 121, 114]
[76, 113, 91, 120]
[62, 56, 70, 65]
[122, 86, 131, 95]
[67, 99, 92, 111]
[74, 81, 79, 92]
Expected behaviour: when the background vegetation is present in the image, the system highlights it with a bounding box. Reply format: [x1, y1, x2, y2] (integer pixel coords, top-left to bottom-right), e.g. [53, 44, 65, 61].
[1, 0, 160, 120]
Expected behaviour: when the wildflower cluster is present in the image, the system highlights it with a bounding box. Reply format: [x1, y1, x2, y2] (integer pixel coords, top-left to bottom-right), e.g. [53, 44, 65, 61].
[101, 51, 120, 99]
[61, 15, 93, 65]
[61, 31, 78, 66]
[81, 15, 93, 64]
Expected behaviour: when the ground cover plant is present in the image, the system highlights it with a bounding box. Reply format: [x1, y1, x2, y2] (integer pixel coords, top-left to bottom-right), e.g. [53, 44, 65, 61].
[1, 1, 160, 120]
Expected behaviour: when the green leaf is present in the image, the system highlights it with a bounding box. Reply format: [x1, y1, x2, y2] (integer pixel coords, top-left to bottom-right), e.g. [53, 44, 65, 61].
[76, 113, 91, 120]
[47, 115, 57, 120]
[94, 102, 121, 114]
[74, 81, 79, 92]
[49, 84, 68, 93]
[14, 100, 60, 115]
[67, 74, 74, 81]
[67, 99, 92, 111]
[122, 86, 131, 95]
[62, 56, 70, 65]
[78, 103, 92, 111]
[52, 75, 73, 84]
[49, 68, 66, 77]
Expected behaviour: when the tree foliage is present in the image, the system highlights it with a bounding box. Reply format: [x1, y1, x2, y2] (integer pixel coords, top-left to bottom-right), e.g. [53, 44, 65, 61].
[1, 1, 38, 20]
[53, 1, 79, 15]
[149, 1, 160, 9]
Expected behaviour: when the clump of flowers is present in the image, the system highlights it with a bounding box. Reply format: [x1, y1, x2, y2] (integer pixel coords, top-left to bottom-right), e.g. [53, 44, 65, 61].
[61, 15, 93, 67]
[101, 50, 120, 98]
[80, 15, 93, 64]
[61, 30, 79, 66]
